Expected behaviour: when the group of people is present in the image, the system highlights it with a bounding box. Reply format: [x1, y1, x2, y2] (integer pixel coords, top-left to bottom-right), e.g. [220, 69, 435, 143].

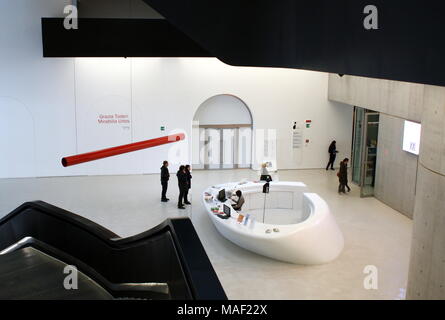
[160, 161, 192, 209]
[160, 141, 350, 208]
[326, 140, 351, 194]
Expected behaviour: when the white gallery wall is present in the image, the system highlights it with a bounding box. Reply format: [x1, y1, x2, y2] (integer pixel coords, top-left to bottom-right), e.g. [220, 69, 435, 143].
[0, 0, 353, 178]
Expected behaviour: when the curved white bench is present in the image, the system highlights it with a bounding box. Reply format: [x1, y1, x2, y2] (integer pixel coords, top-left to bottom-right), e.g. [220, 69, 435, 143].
[202, 181, 344, 265]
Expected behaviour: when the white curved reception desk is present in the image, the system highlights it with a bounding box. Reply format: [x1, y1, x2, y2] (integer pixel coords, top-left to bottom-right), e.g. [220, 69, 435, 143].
[202, 181, 344, 265]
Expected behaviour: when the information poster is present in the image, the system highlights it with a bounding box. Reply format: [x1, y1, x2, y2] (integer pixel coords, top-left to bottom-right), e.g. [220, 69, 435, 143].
[292, 121, 303, 149]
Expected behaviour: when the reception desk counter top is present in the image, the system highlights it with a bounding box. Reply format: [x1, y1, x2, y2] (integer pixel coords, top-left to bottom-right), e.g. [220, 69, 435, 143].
[202, 181, 344, 265]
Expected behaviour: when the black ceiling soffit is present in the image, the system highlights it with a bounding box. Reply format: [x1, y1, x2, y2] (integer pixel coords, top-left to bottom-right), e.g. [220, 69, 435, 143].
[142, 0, 445, 87]
[41, 18, 212, 58]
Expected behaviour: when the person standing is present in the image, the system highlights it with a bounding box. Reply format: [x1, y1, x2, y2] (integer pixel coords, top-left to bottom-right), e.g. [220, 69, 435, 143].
[160, 161, 170, 202]
[338, 158, 351, 194]
[326, 140, 339, 170]
[260, 163, 272, 181]
[184, 165, 192, 205]
[177, 165, 188, 209]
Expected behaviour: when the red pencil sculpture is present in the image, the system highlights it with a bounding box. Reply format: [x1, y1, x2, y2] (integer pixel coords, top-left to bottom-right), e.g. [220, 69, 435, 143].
[61, 133, 185, 167]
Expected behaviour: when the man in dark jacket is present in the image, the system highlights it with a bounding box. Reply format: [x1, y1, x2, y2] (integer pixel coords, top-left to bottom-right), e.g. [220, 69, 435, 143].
[338, 158, 351, 194]
[160, 161, 170, 202]
[184, 165, 192, 205]
[177, 165, 188, 209]
[326, 140, 339, 170]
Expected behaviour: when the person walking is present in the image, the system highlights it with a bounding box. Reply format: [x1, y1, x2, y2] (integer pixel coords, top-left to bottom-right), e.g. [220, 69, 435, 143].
[184, 165, 192, 205]
[326, 140, 339, 170]
[338, 158, 351, 194]
[160, 161, 170, 202]
[177, 165, 188, 209]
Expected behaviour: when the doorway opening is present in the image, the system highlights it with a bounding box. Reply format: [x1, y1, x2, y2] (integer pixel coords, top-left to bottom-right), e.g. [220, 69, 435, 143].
[192, 95, 253, 170]
[351, 106, 380, 197]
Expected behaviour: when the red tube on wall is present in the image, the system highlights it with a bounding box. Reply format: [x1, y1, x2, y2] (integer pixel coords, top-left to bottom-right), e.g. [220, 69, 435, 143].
[61, 133, 185, 167]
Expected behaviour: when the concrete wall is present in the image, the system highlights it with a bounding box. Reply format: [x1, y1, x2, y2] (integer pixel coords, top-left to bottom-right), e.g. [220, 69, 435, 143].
[374, 114, 418, 219]
[329, 74, 423, 122]
[328, 74, 445, 299]
[0, 0, 353, 178]
[408, 85, 445, 299]
[329, 74, 420, 219]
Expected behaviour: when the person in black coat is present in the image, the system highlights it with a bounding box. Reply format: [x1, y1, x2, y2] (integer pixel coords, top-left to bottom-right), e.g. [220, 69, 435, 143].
[177, 165, 188, 209]
[160, 161, 170, 202]
[326, 140, 339, 170]
[183, 165, 192, 205]
[338, 158, 351, 194]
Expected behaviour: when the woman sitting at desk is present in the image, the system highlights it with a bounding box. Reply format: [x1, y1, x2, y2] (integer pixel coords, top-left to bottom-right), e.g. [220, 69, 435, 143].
[231, 190, 245, 211]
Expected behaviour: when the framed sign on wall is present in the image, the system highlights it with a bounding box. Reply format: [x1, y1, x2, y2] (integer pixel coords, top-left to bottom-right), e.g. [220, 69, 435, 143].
[402, 120, 421, 155]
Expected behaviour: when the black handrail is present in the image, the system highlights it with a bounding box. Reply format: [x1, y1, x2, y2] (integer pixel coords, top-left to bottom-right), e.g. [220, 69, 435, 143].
[0, 201, 227, 300]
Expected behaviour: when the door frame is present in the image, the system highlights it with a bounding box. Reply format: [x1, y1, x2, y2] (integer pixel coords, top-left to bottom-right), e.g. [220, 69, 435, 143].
[351, 106, 365, 186]
[201, 125, 252, 170]
[359, 112, 380, 198]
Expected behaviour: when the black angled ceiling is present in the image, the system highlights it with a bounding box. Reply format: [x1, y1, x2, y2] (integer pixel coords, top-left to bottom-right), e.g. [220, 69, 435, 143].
[142, 0, 445, 87]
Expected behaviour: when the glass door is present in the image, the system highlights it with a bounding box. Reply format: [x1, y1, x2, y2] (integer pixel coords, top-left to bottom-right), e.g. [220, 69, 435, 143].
[360, 113, 380, 197]
[222, 129, 235, 169]
[237, 127, 252, 168]
[204, 128, 221, 169]
[202, 126, 252, 170]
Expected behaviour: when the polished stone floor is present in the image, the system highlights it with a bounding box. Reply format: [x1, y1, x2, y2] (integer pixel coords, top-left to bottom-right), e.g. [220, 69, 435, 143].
[0, 169, 413, 300]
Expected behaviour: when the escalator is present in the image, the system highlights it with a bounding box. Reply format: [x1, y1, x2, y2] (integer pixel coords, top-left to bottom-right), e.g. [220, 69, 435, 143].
[0, 201, 226, 300]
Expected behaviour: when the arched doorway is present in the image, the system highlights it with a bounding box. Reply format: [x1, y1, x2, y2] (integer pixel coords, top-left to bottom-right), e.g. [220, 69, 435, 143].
[192, 94, 253, 170]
